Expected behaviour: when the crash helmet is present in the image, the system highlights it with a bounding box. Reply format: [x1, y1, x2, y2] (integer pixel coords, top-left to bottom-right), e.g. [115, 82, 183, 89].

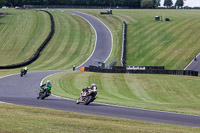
[91, 83, 96, 87]
[24, 66, 27, 70]
[47, 80, 51, 84]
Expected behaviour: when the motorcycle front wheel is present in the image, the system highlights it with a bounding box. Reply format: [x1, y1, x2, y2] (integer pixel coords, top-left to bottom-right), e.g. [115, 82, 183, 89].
[84, 96, 92, 105]
[76, 99, 80, 104]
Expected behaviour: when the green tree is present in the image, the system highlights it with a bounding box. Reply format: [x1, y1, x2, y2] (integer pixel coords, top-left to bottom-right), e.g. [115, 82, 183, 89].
[141, 0, 154, 8]
[164, 0, 173, 8]
[175, 0, 184, 8]
[0, 0, 6, 7]
[2, 0, 142, 8]
[127, 0, 141, 8]
[156, 0, 160, 7]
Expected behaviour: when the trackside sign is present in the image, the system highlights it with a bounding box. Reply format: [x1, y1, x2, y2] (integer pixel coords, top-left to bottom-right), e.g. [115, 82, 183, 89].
[126, 66, 146, 70]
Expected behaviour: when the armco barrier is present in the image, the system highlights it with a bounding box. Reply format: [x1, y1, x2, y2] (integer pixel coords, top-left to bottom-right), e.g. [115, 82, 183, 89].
[127, 70, 198, 76]
[0, 10, 54, 69]
[84, 65, 198, 76]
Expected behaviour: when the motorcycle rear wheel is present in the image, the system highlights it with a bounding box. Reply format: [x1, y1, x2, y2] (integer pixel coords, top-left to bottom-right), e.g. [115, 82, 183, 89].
[41, 91, 46, 99]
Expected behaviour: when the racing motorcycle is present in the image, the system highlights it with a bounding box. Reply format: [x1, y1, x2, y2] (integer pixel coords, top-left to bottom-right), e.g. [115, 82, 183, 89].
[37, 85, 51, 100]
[76, 87, 97, 105]
[20, 69, 27, 77]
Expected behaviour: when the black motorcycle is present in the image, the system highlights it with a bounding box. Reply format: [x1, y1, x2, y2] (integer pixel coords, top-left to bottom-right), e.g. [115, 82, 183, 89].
[37, 85, 51, 100]
[76, 87, 97, 105]
[20, 69, 27, 77]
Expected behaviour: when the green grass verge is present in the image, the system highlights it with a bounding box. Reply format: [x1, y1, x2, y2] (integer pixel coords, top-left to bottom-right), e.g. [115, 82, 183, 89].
[46, 71, 200, 115]
[1, 9, 200, 130]
[64, 9, 123, 66]
[0, 103, 199, 133]
[69, 9, 200, 69]
[0, 9, 95, 71]
[0, 9, 50, 66]
[29, 11, 95, 71]
[0, 69, 19, 77]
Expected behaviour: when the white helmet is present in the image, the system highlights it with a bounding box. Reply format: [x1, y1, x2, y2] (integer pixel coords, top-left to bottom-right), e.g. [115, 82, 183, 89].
[91, 83, 96, 87]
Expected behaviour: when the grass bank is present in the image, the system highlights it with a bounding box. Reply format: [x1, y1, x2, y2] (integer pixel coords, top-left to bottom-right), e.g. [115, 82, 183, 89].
[46, 71, 200, 115]
[0, 103, 199, 133]
[29, 11, 95, 71]
[0, 9, 50, 66]
[72, 9, 200, 69]
[0, 9, 95, 71]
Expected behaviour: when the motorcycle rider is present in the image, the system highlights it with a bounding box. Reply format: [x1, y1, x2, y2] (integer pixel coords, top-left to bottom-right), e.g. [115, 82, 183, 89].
[80, 83, 97, 100]
[73, 64, 76, 71]
[21, 66, 28, 75]
[37, 80, 52, 99]
[24, 66, 28, 74]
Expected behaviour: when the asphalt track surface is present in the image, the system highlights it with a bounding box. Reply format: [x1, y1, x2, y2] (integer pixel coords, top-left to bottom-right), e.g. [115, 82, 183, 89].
[185, 53, 200, 73]
[1, 12, 200, 128]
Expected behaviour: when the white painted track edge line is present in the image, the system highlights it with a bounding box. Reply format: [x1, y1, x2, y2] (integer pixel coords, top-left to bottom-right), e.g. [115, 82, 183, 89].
[68, 12, 98, 68]
[75, 11, 113, 63]
[52, 93, 200, 118]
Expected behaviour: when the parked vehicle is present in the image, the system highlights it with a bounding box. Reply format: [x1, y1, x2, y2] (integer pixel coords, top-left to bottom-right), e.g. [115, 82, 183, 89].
[2, 6, 8, 9]
[15, 6, 20, 9]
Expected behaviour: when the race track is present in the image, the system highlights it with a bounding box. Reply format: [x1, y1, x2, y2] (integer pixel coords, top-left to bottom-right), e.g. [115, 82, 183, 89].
[185, 53, 200, 73]
[1, 11, 200, 128]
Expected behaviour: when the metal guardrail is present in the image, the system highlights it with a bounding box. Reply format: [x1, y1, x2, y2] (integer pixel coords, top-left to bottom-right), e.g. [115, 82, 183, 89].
[84, 65, 198, 77]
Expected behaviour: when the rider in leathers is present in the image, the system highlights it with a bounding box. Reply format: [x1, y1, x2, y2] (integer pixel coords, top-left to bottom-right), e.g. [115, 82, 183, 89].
[80, 83, 97, 100]
[37, 80, 52, 99]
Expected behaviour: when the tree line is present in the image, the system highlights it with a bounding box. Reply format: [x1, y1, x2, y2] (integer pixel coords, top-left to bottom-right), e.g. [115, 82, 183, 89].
[0, 0, 184, 9]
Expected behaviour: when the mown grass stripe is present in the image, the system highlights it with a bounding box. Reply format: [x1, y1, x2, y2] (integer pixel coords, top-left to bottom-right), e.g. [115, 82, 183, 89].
[31, 12, 74, 69]
[79, 9, 200, 69]
[29, 11, 95, 71]
[30, 12, 77, 69]
[17, 12, 50, 60]
[0, 10, 50, 66]
[47, 71, 200, 115]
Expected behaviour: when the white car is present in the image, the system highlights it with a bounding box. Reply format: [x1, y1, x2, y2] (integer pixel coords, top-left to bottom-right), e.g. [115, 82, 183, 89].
[2, 6, 8, 9]
[15, 6, 20, 9]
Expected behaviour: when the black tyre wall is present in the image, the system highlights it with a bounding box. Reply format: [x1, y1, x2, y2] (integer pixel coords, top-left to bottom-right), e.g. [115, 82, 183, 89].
[0, 10, 55, 69]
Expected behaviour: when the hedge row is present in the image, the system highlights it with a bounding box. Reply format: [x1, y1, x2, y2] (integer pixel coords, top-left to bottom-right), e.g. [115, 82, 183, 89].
[0, 10, 54, 69]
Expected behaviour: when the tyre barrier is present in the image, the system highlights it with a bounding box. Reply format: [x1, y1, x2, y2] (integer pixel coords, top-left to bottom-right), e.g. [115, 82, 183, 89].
[84, 65, 198, 76]
[0, 10, 54, 69]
